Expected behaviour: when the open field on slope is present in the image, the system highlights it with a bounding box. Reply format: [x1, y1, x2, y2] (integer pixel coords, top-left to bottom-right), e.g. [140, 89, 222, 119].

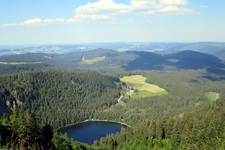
[81, 56, 106, 64]
[120, 75, 168, 98]
[121, 75, 167, 93]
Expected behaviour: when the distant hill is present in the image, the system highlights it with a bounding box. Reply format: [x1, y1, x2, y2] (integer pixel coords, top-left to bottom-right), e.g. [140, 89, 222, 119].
[165, 50, 225, 69]
[1, 42, 225, 60]
[0, 53, 55, 62]
[166, 42, 225, 61]
[0, 49, 225, 74]
[123, 51, 165, 70]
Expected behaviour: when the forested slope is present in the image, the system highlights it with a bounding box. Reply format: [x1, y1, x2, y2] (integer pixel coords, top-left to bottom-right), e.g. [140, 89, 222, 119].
[94, 98, 225, 149]
[0, 109, 93, 150]
[1, 98, 225, 149]
[0, 70, 121, 128]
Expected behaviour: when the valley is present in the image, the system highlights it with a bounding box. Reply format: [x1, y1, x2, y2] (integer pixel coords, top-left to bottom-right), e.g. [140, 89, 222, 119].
[1, 0, 225, 148]
[1, 43, 225, 149]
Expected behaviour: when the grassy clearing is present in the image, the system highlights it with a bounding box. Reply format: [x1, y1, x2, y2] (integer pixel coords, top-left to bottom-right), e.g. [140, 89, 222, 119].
[120, 75, 168, 99]
[121, 75, 167, 93]
[81, 56, 106, 64]
[196, 92, 219, 106]
[205, 92, 219, 102]
[131, 90, 168, 99]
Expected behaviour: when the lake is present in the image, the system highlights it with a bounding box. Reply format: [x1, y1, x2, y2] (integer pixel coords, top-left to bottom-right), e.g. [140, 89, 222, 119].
[58, 121, 127, 145]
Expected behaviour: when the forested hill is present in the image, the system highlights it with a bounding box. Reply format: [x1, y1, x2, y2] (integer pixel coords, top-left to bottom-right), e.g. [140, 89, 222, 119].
[0, 70, 121, 128]
[94, 98, 225, 149]
[1, 49, 225, 74]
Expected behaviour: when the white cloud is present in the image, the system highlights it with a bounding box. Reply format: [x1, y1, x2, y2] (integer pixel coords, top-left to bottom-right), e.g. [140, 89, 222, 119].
[80, 14, 110, 20]
[43, 18, 65, 24]
[0, 23, 17, 27]
[0, 0, 193, 27]
[159, 0, 188, 6]
[72, 0, 129, 23]
[129, 0, 192, 14]
[76, 0, 129, 14]
[149, 5, 193, 15]
[21, 18, 42, 25]
[130, 0, 160, 10]
[0, 18, 66, 27]
[22, 18, 66, 25]
[72, 0, 193, 22]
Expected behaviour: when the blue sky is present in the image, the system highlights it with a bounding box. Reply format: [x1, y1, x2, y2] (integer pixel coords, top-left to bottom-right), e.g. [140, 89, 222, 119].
[0, 0, 225, 45]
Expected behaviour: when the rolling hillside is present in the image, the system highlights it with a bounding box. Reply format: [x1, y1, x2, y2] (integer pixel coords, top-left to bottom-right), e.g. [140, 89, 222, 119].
[0, 48, 225, 75]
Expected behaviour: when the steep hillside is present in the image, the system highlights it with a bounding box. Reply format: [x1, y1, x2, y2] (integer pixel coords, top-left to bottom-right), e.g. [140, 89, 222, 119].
[94, 98, 225, 150]
[0, 70, 121, 128]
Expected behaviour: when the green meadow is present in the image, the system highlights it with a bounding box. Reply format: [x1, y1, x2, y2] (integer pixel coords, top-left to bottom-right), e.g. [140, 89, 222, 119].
[196, 92, 220, 106]
[120, 75, 168, 98]
[206, 92, 220, 101]
[81, 56, 106, 64]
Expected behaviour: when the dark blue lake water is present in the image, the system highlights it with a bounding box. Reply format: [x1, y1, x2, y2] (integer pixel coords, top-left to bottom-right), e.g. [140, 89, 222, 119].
[58, 121, 126, 145]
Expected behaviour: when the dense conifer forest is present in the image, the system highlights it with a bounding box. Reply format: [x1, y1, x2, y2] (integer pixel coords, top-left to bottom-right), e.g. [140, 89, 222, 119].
[0, 109, 93, 150]
[93, 98, 225, 149]
[0, 70, 121, 128]
[1, 0, 225, 147]
[1, 49, 225, 149]
[1, 97, 225, 149]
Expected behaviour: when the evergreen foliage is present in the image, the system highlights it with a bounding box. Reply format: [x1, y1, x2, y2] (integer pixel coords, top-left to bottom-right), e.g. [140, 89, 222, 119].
[1, 69, 225, 149]
[93, 98, 225, 149]
[0, 109, 92, 150]
[0, 70, 120, 128]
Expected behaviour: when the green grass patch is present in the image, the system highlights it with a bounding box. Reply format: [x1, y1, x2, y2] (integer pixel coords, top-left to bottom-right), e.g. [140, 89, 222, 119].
[132, 90, 168, 99]
[81, 56, 106, 64]
[205, 92, 219, 102]
[196, 92, 220, 106]
[120, 75, 168, 98]
[121, 75, 167, 93]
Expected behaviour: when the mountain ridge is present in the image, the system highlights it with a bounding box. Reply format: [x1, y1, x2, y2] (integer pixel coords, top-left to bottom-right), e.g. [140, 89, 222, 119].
[0, 49, 225, 74]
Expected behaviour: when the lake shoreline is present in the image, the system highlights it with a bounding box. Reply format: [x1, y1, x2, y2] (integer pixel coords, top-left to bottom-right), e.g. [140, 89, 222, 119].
[57, 119, 131, 131]
[81, 119, 131, 128]
[58, 119, 130, 145]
